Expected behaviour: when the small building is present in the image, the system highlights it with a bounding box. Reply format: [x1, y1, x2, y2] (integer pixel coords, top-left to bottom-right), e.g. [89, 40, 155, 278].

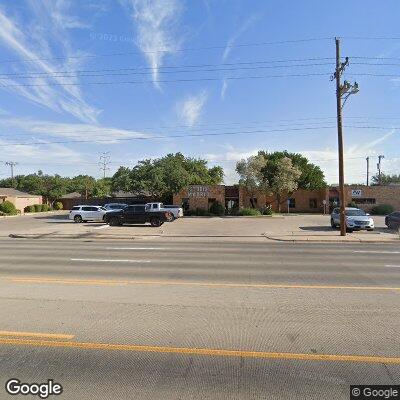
[173, 185, 329, 214]
[330, 185, 400, 212]
[0, 188, 42, 213]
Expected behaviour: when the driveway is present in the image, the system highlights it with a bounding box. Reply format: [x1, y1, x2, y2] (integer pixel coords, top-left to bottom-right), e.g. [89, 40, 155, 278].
[1, 212, 398, 242]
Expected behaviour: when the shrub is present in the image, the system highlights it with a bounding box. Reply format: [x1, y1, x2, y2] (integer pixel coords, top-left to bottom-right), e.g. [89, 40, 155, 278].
[209, 201, 225, 216]
[371, 204, 394, 216]
[54, 201, 63, 210]
[262, 205, 273, 215]
[347, 201, 358, 208]
[24, 205, 36, 213]
[0, 200, 18, 215]
[34, 204, 43, 212]
[239, 207, 262, 216]
[41, 204, 50, 212]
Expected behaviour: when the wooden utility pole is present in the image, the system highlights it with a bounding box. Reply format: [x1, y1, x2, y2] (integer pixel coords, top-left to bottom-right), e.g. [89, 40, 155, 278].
[335, 38, 346, 236]
[332, 38, 359, 236]
[366, 156, 370, 186]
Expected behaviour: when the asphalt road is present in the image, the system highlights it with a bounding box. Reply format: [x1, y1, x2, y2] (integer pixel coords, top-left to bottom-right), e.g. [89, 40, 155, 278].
[0, 238, 399, 399]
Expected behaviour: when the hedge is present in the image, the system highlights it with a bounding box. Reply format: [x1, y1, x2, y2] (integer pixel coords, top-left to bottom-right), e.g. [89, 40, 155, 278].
[371, 204, 394, 216]
[0, 200, 18, 215]
[238, 207, 262, 216]
[209, 201, 225, 216]
[54, 201, 63, 210]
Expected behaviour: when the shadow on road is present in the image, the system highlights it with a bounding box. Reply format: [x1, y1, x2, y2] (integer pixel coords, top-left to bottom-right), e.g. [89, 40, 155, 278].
[299, 226, 334, 232]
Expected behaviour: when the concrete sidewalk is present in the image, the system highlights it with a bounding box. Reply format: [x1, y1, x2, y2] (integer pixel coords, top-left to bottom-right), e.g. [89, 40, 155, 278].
[2, 213, 399, 243]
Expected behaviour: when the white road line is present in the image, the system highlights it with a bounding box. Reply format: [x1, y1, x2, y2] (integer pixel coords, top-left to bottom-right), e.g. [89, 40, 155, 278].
[92, 225, 110, 230]
[353, 251, 400, 254]
[385, 265, 400, 268]
[70, 258, 151, 263]
[105, 247, 166, 250]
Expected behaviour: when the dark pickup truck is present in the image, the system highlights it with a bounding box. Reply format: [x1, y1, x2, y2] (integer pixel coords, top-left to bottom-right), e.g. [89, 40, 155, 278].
[104, 204, 171, 227]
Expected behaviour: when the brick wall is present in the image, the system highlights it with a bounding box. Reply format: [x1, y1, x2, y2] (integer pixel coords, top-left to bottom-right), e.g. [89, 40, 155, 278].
[173, 185, 225, 210]
[341, 185, 400, 212]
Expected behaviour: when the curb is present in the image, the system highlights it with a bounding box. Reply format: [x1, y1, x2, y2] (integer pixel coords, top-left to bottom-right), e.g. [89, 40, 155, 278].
[264, 235, 399, 244]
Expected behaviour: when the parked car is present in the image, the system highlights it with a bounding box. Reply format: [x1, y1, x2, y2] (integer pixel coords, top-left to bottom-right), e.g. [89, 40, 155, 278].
[104, 204, 171, 227]
[330, 207, 374, 232]
[69, 205, 107, 223]
[103, 203, 128, 211]
[146, 202, 183, 220]
[385, 211, 400, 230]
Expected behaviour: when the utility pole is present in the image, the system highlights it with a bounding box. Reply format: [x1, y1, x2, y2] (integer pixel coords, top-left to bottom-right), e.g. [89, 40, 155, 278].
[332, 37, 359, 236]
[99, 152, 111, 179]
[5, 161, 18, 184]
[366, 156, 370, 186]
[377, 155, 384, 185]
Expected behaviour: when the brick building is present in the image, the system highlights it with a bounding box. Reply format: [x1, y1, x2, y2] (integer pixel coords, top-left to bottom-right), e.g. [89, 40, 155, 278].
[329, 184, 400, 212]
[173, 185, 329, 214]
[0, 188, 42, 213]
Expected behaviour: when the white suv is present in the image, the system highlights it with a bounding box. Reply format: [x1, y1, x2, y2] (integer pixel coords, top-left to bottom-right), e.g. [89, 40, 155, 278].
[69, 205, 107, 223]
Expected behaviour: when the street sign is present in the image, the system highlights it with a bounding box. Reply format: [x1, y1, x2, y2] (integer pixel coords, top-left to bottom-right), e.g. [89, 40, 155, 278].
[351, 189, 362, 197]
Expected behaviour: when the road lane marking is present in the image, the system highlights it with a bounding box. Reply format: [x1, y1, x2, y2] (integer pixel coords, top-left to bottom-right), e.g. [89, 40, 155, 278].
[92, 225, 110, 230]
[7, 277, 400, 291]
[0, 338, 399, 364]
[385, 265, 400, 268]
[0, 331, 74, 340]
[105, 247, 166, 250]
[70, 258, 151, 263]
[353, 251, 400, 254]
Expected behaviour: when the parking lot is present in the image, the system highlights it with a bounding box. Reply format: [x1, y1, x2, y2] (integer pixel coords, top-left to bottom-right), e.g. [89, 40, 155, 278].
[0, 211, 397, 242]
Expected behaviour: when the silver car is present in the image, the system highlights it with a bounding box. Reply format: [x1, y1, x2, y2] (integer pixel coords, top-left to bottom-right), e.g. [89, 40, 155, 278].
[69, 205, 107, 223]
[331, 207, 374, 232]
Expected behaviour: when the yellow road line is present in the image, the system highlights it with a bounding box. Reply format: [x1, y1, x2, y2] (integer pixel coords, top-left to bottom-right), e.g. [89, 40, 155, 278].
[0, 331, 74, 340]
[0, 337, 399, 364]
[7, 277, 400, 291]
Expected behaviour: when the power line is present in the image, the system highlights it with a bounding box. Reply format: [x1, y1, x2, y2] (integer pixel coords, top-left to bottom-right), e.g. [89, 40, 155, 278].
[0, 72, 332, 88]
[0, 37, 333, 65]
[99, 152, 111, 178]
[0, 124, 397, 148]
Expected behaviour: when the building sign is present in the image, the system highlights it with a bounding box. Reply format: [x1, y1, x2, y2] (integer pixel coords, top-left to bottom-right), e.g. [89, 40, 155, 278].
[188, 185, 210, 198]
[351, 189, 362, 198]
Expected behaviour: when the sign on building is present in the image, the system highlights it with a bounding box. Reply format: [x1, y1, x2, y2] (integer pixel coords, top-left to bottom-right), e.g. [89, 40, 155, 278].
[188, 185, 210, 198]
[351, 189, 362, 197]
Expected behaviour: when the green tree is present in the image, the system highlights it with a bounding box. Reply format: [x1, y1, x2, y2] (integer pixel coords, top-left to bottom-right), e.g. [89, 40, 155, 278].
[92, 178, 112, 197]
[111, 166, 132, 193]
[68, 175, 96, 199]
[116, 153, 224, 200]
[235, 154, 268, 207]
[371, 173, 400, 185]
[266, 157, 302, 212]
[258, 151, 326, 190]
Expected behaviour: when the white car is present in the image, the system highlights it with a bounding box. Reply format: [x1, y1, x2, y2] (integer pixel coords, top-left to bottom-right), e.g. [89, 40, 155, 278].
[330, 207, 374, 232]
[146, 202, 183, 220]
[69, 205, 107, 223]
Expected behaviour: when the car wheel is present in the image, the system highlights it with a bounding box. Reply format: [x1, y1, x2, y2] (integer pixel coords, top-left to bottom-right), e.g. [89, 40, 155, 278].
[346, 228, 353, 233]
[109, 217, 120, 226]
[366, 228, 374, 231]
[74, 215, 82, 223]
[150, 218, 162, 227]
[330, 219, 337, 229]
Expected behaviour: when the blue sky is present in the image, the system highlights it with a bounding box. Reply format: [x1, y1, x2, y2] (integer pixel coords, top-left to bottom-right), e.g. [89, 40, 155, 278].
[0, 0, 399, 184]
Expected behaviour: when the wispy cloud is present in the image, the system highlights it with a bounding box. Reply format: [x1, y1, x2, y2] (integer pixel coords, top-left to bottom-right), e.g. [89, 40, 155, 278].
[222, 14, 260, 61]
[0, 2, 99, 123]
[220, 14, 260, 98]
[124, 0, 183, 88]
[0, 117, 150, 143]
[178, 90, 207, 126]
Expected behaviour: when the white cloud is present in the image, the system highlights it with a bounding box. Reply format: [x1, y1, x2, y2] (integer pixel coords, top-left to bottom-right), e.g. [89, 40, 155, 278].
[221, 14, 260, 98]
[0, 117, 150, 143]
[124, 0, 183, 88]
[0, 2, 99, 123]
[178, 90, 207, 126]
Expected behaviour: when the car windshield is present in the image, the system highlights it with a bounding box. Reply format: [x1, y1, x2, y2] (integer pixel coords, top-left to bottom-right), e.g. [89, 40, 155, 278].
[346, 209, 366, 216]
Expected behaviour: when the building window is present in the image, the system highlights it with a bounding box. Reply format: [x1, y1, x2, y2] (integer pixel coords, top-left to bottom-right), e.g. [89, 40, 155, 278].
[352, 198, 376, 205]
[182, 198, 189, 211]
[250, 197, 257, 208]
[288, 198, 296, 208]
[309, 198, 318, 209]
[208, 198, 216, 210]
